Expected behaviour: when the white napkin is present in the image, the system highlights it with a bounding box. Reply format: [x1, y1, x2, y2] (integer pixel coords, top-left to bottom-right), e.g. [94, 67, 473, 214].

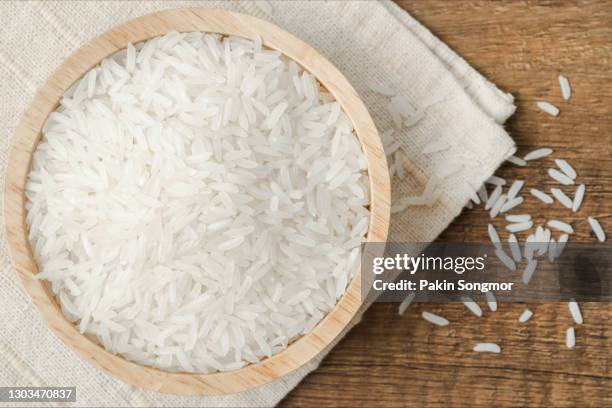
[0, 1, 515, 406]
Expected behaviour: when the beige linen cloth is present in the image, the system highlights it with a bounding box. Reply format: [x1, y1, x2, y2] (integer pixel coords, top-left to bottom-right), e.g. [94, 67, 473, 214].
[0, 1, 516, 406]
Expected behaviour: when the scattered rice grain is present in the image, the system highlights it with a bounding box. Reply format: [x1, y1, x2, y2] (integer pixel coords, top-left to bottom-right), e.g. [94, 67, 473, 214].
[536, 101, 559, 116]
[422, 311, 449, 327]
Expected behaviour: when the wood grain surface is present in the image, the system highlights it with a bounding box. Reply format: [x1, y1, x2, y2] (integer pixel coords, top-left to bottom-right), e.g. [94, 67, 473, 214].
[281, 1, 612, 406]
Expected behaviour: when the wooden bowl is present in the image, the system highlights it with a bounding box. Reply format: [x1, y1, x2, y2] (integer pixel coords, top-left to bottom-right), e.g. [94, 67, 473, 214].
[4, 8, 390, 395]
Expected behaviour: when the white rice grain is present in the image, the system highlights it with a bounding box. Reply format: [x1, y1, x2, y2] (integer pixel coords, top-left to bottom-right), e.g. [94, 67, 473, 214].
[507, 155, 527, 166]
[485, 291, 498, 312]
[422, 311, 449, 327]
[523, 234, 536, 260]
[485, 185, 503, 211]
[566, 327, 576, 349]
[535, 226, 550, 256]
[486, 175, 506, 186]
[548, 238, 557, 262]
[551, 188, 573, 209]
[530, 188, 554, 204]
[473, 343, 501, 353]
[537, 101, 560, 116]
[506, 214, 531, 223]
[518, 309, 533, 323]
[508, 233, 522, 262]
[500, 196, 524, 213]
[506, 180, 525, 200]
[546, 220, 574, 234]
[477, 184, 489, 204]
[555, 159, 576, 180]
[587, 216, 606, 242]
[522, 258, 538, 284]
[558, 75, 571, 101]
[506, 221, 533, 233]
[555, 233, 569, 259]
[466, 183, 481, 205]
[488, 224, 502, 250]
[398, 292, 415, 316]
[548, 168, 575, 186]
[524, 148, 553, 161]
[461, 296, 483, 317]
[495, 248, 516, 271]
[572, 184, 585, 212]
[490, 194, 508, 219]
[568, 299, 583, 325]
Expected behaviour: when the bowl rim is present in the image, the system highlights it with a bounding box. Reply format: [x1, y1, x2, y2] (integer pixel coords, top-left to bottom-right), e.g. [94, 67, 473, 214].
[4, 8, 390, 395]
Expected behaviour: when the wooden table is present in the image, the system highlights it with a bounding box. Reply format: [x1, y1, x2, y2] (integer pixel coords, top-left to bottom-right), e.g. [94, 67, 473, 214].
[281, 1, 612, 406]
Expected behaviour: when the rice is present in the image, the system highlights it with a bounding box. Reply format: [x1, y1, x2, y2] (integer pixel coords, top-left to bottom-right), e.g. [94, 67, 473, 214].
[506, 180, 524, 200]
[487, 224, 501, 250]
[551, 188, 573, 209]
[398, 292, 415, 315]
[495, 248, 516, 271]
[535, 226, 551, 256]
[466, 183, 481, 205]
[546, 220, 574, 234]
[485, 291, 497, 312]
[530, 188, 553, 204]
[587, 216, 606, 242]
[524, 148, 553, 161]
[477, 184, 488, 203]
[505, 214, 530, 223]
[548, 238, 557, 262]
[461, 296, 483, 317]
[485, 185, 503, 210]
[486, 175, 506, 186]
[556, 233, 569, 259]
[566, 327, 576, 349]
[500, 196, 524, 213]
[554, 159, 576, 180]
[523, 235, 535, 259]
[508, 233, 522, 262]
[568, 299, 583, 325]
[536, 101, 560, 116]
[572, 184, 585, 212]
[490, 194, 507, 218]
[522, 259, 537, 284]
[507, 155, 527, 166]
[558, 75, 571, 100]
[473, 343, 501, 353]
[518, 309, 533, 323]
[506, 221, 533, 233]
[422, 311, 449, 327]
[26, 32, 370, 373]
[548, 168, 575, 186]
